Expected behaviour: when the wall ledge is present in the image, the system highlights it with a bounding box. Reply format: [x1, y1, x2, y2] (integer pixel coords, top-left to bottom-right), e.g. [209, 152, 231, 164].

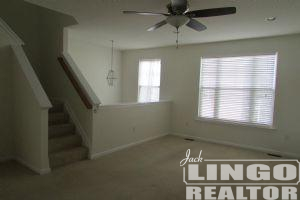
[99, 100, 171, 109]
[0, 17, 24, 46]
[0, 17, 51, 109]
[12, 46, 52, 109]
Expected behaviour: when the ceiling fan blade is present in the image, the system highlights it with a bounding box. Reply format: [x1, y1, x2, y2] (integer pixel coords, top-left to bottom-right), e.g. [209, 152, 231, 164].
[147, 20, 168, 31]
[186, 7, 236, 18]
[123, 11, 169, 16]
[186, 19, 207, 32]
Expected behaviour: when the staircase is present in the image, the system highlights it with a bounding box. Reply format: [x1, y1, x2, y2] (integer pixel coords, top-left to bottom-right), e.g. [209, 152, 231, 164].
[48, 101, 88, 168]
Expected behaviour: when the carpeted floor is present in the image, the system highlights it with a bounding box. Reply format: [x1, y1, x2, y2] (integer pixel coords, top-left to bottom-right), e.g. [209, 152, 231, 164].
[0, 136, 297, 200]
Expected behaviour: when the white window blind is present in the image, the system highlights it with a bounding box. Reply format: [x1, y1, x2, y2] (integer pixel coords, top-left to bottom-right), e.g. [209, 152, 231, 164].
[138, 59, 161, 103]
[198, 54, 277, 127]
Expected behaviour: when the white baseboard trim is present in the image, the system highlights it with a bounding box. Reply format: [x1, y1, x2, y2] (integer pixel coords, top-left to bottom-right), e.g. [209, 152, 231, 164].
[172, 133, 300, 159]
[90, 133, 169, 160]
[15, 157, 51, 175]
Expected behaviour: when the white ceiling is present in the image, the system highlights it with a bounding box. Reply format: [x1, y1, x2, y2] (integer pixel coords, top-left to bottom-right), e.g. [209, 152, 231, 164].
[25, 0, 300, 50]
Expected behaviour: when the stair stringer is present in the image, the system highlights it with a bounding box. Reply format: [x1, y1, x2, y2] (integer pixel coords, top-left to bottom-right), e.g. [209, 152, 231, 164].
[62, 100, 91, 154]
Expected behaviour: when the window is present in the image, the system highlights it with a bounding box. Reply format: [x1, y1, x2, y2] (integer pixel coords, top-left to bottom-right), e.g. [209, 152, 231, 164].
[198, 54, 278, 127]
[138, 59, 161, 103]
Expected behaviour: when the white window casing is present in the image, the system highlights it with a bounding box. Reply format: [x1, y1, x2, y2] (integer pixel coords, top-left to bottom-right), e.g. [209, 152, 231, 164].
[198, 54, 278, 128]
[138, 59, 161, 103]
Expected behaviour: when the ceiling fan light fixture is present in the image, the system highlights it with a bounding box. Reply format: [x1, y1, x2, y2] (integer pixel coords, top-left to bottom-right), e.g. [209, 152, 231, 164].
[166, 15, 190, 28]
[107, 40, 117, 87]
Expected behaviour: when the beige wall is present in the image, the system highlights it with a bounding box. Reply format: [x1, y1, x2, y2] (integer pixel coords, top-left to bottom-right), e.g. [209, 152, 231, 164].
[67, 30, 122, 104]
[38, 7, 77, 97]
[37, 8, 96, 149]
[0, 0, 41, 75]
[0, 0, 82, 104]
[12, 52, 49, 173]
[1, 1, 95, 157]
[91, 101, 171, 157]
[0, 2, 43, 161]
[122, 34, 300, 157]
[0, 43, 50, 172]
[0, 45, 13, 160]
[0, 1, 75, 171]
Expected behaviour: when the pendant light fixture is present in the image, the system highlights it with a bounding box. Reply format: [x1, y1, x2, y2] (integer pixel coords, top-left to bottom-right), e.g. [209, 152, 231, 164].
[106, 40, 117, 86]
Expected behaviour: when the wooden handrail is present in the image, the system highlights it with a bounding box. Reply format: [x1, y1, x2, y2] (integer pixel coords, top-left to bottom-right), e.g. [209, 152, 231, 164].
[58, 57, 93, 109]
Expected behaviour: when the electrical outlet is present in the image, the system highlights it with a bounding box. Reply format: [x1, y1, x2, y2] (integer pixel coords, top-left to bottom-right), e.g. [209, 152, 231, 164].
[284, 135, 290, 141]
[132, 126, 136, 132]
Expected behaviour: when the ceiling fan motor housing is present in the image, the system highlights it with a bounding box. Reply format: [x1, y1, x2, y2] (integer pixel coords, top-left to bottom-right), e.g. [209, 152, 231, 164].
[169, 0, 189, 14]
[167, 3, 188, 15]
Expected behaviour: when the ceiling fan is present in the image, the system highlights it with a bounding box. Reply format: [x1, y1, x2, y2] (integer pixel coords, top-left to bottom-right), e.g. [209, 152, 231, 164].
[123, 0, 237, 47]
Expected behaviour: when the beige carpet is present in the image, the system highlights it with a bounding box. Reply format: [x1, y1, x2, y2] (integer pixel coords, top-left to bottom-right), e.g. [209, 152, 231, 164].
[0, 136, 297, 200]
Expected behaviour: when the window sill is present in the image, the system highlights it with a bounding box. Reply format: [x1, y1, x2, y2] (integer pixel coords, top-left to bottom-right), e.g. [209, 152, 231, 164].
[195, 117, 276, 130]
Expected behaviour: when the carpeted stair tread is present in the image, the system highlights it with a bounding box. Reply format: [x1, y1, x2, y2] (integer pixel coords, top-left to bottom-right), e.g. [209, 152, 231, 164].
[49, 103, 64, 113]
[49, 123, 75, 138]
[48, 100, 88, 169]
[49, 112, 69, 125]
[49, 147, 88, 168]
[49, 134, 82, 153]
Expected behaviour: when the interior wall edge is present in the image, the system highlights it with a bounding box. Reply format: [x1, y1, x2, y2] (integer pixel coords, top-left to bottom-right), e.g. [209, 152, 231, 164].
[90, 133, 169, 160]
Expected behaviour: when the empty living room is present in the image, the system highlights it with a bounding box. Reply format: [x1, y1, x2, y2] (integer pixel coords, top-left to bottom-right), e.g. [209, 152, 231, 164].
[1, 0, 300, 199]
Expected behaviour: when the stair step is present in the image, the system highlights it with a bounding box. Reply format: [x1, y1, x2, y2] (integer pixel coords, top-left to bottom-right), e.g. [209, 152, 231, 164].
[49, 112, 69, 125]
[49, 134, 82, 153]
[49, 147, 88, 168]
[49, 123, 75, 138]
[49, 103, 64, 113]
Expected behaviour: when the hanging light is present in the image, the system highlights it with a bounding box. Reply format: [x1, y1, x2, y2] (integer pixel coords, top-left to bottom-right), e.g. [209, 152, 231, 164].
[107, 40, 117, 86]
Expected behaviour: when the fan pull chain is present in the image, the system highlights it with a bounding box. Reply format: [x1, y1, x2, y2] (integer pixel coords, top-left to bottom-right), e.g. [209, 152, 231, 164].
[111, 40, 114, 70]
[176, 28, 179, 49]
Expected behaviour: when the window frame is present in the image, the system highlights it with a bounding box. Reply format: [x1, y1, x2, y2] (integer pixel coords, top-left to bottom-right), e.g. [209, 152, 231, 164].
[195, 53, 279, 130]
[137, 58, 162, 103]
